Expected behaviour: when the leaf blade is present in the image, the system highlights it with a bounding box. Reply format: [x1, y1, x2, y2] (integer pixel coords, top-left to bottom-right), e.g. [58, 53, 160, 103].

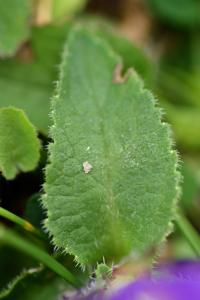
[0, 0, 31, 56]
[0, 107, 40, 179]
[43, 28, 180, 265]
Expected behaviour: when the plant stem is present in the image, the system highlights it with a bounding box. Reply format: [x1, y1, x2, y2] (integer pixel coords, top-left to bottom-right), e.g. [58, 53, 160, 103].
[0, 207, 41, 237]
[0, 225, 80, 287]
[176, 211, 200, 257]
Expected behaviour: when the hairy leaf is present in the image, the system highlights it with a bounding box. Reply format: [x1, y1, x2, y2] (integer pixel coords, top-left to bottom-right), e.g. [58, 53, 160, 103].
[43, 28, 179, 265]
[0, 107, 40, 180]
[78, 16, 154, 84]
[97, 31, 154, 86]
[0, 0, 31, 56]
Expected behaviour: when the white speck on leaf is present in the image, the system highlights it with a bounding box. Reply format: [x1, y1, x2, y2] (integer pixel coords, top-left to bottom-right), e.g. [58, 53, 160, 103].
[83, 161, 92, 174]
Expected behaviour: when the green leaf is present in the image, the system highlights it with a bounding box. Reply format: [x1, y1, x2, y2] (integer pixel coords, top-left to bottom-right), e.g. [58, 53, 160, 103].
[97, 31, 154, 86]
[24, 193, 46, 230]
[95, 263, 112, 280]
[77, 16, 154, 85]
[52, 0, 87, 21]
[0, 245, 36, 291]
[43, 28, 180, 266]
[162, 102, 200, 150]
[181, 162, 199, 211]
[147, 0, 200, 28]
[0, 267, 69, 300]
[0, 25, 69, 134]
[0, 224, 79, 285]
[0, 107, 40, 180]
[0, 267, 42, 299]
[0, 0, 31, 56]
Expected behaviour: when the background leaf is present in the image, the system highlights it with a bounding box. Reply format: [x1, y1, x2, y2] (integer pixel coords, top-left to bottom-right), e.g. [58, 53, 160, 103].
[0, 0, 31, 56]
[52, 0, 87, 21]
[181, 162, 199, 211]
[0, 246, 36, 291]
[0, 25, 69, 134]
[24, 193, 45, 230]
[0, 267, 69, 300]
[0, 268, 41, 299]
[0, 107, 40, 180]
[146, 0, 200, 28]
[43, 28, 179, 266]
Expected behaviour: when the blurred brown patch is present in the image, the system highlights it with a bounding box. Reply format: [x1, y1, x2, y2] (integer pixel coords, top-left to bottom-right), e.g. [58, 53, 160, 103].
[119, 0, 153, 46]
[15, 42, 34, 62]
[86, 0, 153, 47]
[86, 0, 123, 19]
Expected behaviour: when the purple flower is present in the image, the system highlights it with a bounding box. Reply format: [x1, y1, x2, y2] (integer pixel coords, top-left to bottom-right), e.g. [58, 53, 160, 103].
[109, 260, 200, 300]
[75, 260, 200, 300]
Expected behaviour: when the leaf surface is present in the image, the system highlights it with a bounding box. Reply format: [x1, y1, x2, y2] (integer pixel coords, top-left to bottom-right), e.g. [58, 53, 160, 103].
[78, 16, 154, 84]
[97, 30, 154, 85]
[43, 28, 179, 265]
[0, 0, 31, 56]
[0, 107, 40, 179]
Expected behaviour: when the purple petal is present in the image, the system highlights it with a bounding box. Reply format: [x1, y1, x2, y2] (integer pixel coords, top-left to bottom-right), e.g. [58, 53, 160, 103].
[109, 260, 200, 300]
[155, 260, 200, 281]
[109, 278, 200, 300]
[82, 260, 200, 300]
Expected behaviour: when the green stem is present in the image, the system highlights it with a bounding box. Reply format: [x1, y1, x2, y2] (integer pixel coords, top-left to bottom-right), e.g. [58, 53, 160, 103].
[0, 225, 80, 287]
[176, 211, 200, 257]
[0, 207, 40, 236]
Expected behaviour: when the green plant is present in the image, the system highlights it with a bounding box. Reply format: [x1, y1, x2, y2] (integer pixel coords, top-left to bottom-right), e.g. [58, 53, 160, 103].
[0, 1, 200, 299]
